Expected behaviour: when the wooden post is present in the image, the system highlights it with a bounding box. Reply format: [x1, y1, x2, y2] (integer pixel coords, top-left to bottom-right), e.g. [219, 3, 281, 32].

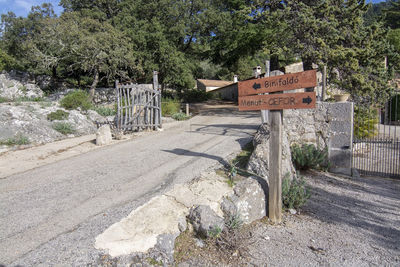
[115, 80, 120, 129]
[153, 70, 161, 128]
[269, 71, 283, 224]
[269, 110, 282, 224]
[261, 61, 270, 124]
[186, 103, 189, 116]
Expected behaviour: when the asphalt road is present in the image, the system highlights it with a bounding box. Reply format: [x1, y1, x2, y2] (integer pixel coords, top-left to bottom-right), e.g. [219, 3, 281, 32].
[0, 107, 259, 266]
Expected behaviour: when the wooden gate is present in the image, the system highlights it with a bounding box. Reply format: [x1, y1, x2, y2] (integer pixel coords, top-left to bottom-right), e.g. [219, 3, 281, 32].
[116, 71, 162, 131]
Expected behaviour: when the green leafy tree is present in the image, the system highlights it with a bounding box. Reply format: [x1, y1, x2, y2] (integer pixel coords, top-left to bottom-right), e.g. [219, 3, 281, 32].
[384, 0, 400, 29]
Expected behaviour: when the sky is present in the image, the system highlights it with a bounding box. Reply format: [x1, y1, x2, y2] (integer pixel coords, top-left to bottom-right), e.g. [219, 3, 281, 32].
[0, 0, 389, 17]
[0, 0, 63, 17]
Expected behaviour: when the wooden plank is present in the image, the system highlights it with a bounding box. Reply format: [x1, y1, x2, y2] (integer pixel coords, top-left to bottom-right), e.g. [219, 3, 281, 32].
[238, 70, 317, 96]
[238, 92, 316, 111]
[269, 109, 282, 224]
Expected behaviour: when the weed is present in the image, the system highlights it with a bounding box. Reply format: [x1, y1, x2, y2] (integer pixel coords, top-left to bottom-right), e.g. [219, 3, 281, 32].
[94, 106, 116, 116]
[161, 98, 180, 116]
[60, 90, 92, 111]
[47, 110, 69, 121]
[172, 112, 190, 121]
[231, 142, 254, 169]
[0, 134, 30, 146]
[291, 143, 330, 171]
[0, 97, 9, 103]
[146, 257, 163, 266]
[225, 214, 243, 230]
[282, 173, 311, 210]
[52, 122, 75, 135]
[208, 225, 223, 238]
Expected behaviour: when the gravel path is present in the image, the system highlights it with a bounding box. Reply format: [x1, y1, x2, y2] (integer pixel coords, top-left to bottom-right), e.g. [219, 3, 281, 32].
[180, 172, 400, 266]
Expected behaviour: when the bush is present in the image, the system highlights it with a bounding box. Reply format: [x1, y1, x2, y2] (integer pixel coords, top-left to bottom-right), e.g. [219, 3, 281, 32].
[94, 106, 116, 116]
[171, 112, 189, 121]
[354, 106, 378, 139]
[52, 122, 75, 135]
[390, 95, 400, 122]
[180, 89, 212, 103]
[291, 144, 329, 171]
[162, 98, 180, 116]
[282, 174, 311, 210]
[47, 110, 69, 121]
[0, 134, 30, 146]
[0, 97, 9, 103]
[60, 90, 92, 111]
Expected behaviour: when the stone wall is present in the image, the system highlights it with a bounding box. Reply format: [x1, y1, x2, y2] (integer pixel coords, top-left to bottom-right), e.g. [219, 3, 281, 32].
[284, 101, 353, 171]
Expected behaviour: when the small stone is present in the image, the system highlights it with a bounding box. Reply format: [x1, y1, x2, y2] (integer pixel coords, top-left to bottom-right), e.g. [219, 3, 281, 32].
[188, 205, 224, 238]
[289, 209, 297, 215]
[96, 125, 112, 146]
[195, 238, 205, 248]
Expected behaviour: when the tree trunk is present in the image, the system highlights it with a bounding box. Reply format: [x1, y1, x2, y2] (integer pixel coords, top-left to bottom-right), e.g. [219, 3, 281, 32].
[89, 69, 99, 101]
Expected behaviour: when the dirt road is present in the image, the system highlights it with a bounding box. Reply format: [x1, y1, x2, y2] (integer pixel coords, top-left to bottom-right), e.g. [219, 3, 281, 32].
[0, 106, 260, 266]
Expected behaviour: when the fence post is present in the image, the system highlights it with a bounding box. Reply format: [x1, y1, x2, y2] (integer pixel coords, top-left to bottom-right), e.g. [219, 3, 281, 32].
[153, 70, 161, 129]
[115, 80, 120, 130]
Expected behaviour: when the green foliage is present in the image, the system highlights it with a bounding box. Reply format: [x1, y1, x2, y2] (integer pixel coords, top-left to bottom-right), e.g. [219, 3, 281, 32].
[180, 90, 212, 103]
[384, 0, 400, 29]
[208, 225, 222, 238]
[94, 106, 116, 116]
[161, 98, 180, 116]
[145, 257, 163, 266]
[171, 112, 189, 121]
[232, 142, 254, 170]
[291, 144, 330, 171]
[0, 134, 30, 146]
[0, 97, 9, 103]
[354, 106, 379, 139]
[47, 110, 69, 121]
[60, 90, 93, 111]
[52, 122, 76, 135]
[225, 214, 243, 231]
[282, 174, 311, 210]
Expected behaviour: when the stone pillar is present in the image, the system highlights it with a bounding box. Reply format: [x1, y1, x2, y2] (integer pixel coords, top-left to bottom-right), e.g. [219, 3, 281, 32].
[327, 102, 354, 175]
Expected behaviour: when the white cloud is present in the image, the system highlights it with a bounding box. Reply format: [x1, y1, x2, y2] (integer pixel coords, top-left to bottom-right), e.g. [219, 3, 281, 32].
[15, 0, 36, 12]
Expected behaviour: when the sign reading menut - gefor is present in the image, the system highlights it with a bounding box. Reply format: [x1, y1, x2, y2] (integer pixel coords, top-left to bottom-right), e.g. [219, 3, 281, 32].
[239, 92, 316, 111]
[238, 69, 317, 96]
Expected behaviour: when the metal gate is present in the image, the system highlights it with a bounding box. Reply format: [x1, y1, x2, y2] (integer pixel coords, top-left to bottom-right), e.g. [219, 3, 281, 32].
[352, 96, 400, 178]
[115, 75, 161, 131]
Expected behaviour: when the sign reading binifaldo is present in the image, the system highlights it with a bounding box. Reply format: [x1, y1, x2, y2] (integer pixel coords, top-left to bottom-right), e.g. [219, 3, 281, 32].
[238, 69, 317, 97]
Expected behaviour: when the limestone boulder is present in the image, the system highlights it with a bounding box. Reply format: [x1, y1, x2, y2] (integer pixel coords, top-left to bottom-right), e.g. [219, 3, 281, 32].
[221, 177, 266, 224]
[247, 124, 296, 182]
[188, 205, 224, 237]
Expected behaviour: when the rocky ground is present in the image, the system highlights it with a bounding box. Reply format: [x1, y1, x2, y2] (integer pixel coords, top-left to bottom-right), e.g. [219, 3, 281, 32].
[174, 171, 400, 266]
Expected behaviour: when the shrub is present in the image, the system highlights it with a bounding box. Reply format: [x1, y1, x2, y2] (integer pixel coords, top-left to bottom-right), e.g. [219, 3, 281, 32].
[94, 106, 116, 116]
[282, 174, 311, 210]
[162, 98, 180, 116]
[47, 110, 69, 121]
[354, 106, 378, 139]
[291, 144, 330, 171]
[180, 89, 212, 103]
[52, 122, 75, 135]
[0, 134, 30, 146]
[390, 95, 400, 122]
[0, 97, 9, 103]
[60, 90, 92, 111]
[171, 112, 189, 121]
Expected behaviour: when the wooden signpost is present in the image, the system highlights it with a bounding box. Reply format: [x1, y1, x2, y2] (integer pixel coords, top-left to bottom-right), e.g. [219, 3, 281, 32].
[238, 70, 317, 224]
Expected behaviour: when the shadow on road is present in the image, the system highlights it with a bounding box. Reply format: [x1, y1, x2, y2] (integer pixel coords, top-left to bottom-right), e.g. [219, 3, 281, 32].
[304, 173, 400, 251]
[188, 123, 259, 137]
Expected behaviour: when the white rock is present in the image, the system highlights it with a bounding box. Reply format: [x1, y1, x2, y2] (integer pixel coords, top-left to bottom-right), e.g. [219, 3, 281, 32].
[96, 125, 112, 146]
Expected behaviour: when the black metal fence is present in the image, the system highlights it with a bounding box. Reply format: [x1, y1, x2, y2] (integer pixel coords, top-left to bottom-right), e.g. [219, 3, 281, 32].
[352, 95, 400, 179]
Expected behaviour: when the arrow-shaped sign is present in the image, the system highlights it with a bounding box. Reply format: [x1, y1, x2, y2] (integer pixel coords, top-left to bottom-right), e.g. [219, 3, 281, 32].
[302, 96, 313, 105]
[252, 82, 261, 90]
